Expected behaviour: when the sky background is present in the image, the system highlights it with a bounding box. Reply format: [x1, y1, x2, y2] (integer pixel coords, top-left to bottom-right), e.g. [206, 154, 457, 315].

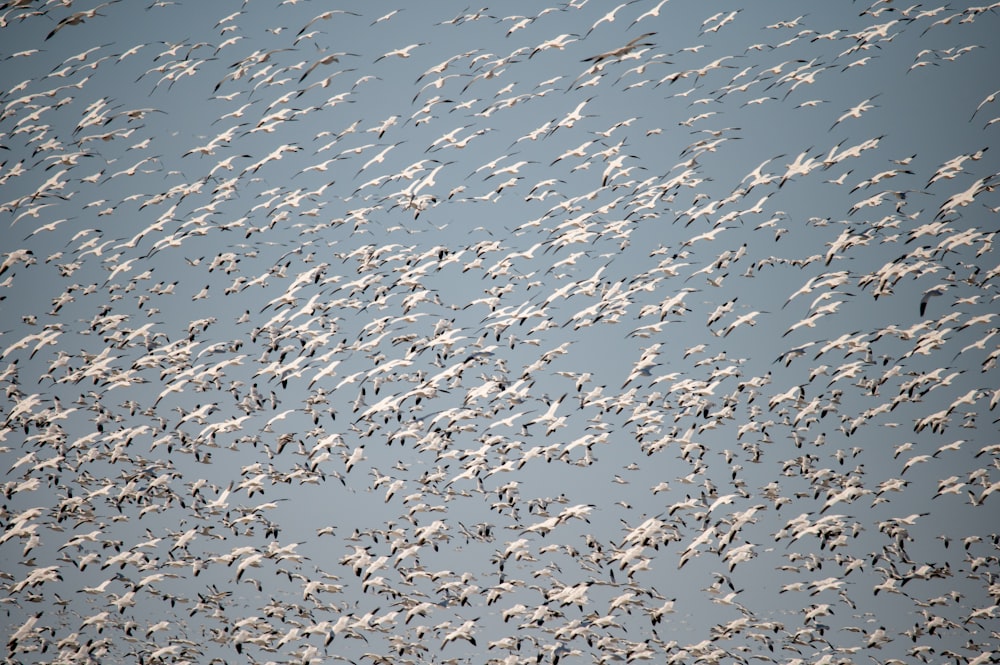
[2, 1, 999, 663]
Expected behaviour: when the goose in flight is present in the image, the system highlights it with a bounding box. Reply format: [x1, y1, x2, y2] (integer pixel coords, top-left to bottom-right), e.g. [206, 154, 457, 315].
[628, 0, 669, 30]
[829, 94, 880, 131]
[919, 284, 950, 317]
[582, 32, 657, 63]
[296, 9, 361, 36]
[298, 52, 359, 83]
[45, 0, 121, 40]
[529, 34, 580, 59]
[375, 43, 427, 63]
[584, 3, 629, 37]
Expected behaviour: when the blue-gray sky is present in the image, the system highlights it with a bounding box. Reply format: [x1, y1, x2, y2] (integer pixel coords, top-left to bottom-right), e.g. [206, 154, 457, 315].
[2, 1, 999, 663]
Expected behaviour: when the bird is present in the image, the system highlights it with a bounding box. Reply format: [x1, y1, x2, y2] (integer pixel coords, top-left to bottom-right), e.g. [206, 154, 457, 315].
[830, 94, 880, 130]
[584, 3, 629, 37]
[295, 9, 360, 36]
[628, 0, 669, 29]
[920, 284, 950, 316]
[298, 52, 358, 83]
[529, 34, 579, 59]
[45, 1, 122, 40]
[375, 43, 427, 63]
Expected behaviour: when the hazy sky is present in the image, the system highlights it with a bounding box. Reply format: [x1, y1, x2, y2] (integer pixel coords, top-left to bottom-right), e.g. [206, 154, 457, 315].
[2, 1, 999, 664]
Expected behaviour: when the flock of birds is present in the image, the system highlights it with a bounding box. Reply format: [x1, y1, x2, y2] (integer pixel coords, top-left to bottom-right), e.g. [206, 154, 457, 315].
[2, 0, 1000, 663]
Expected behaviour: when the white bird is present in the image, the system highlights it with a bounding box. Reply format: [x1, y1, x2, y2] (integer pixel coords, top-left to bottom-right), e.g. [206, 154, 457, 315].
[628, 0, 669, 29]
[529, 34, 579, 59]
[375, 42, 426, 62]
[830, 94, 880, 130]
[919, 284, 950, 316]
[440, 619, 478, 649]
[585, 3, 629, 36]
